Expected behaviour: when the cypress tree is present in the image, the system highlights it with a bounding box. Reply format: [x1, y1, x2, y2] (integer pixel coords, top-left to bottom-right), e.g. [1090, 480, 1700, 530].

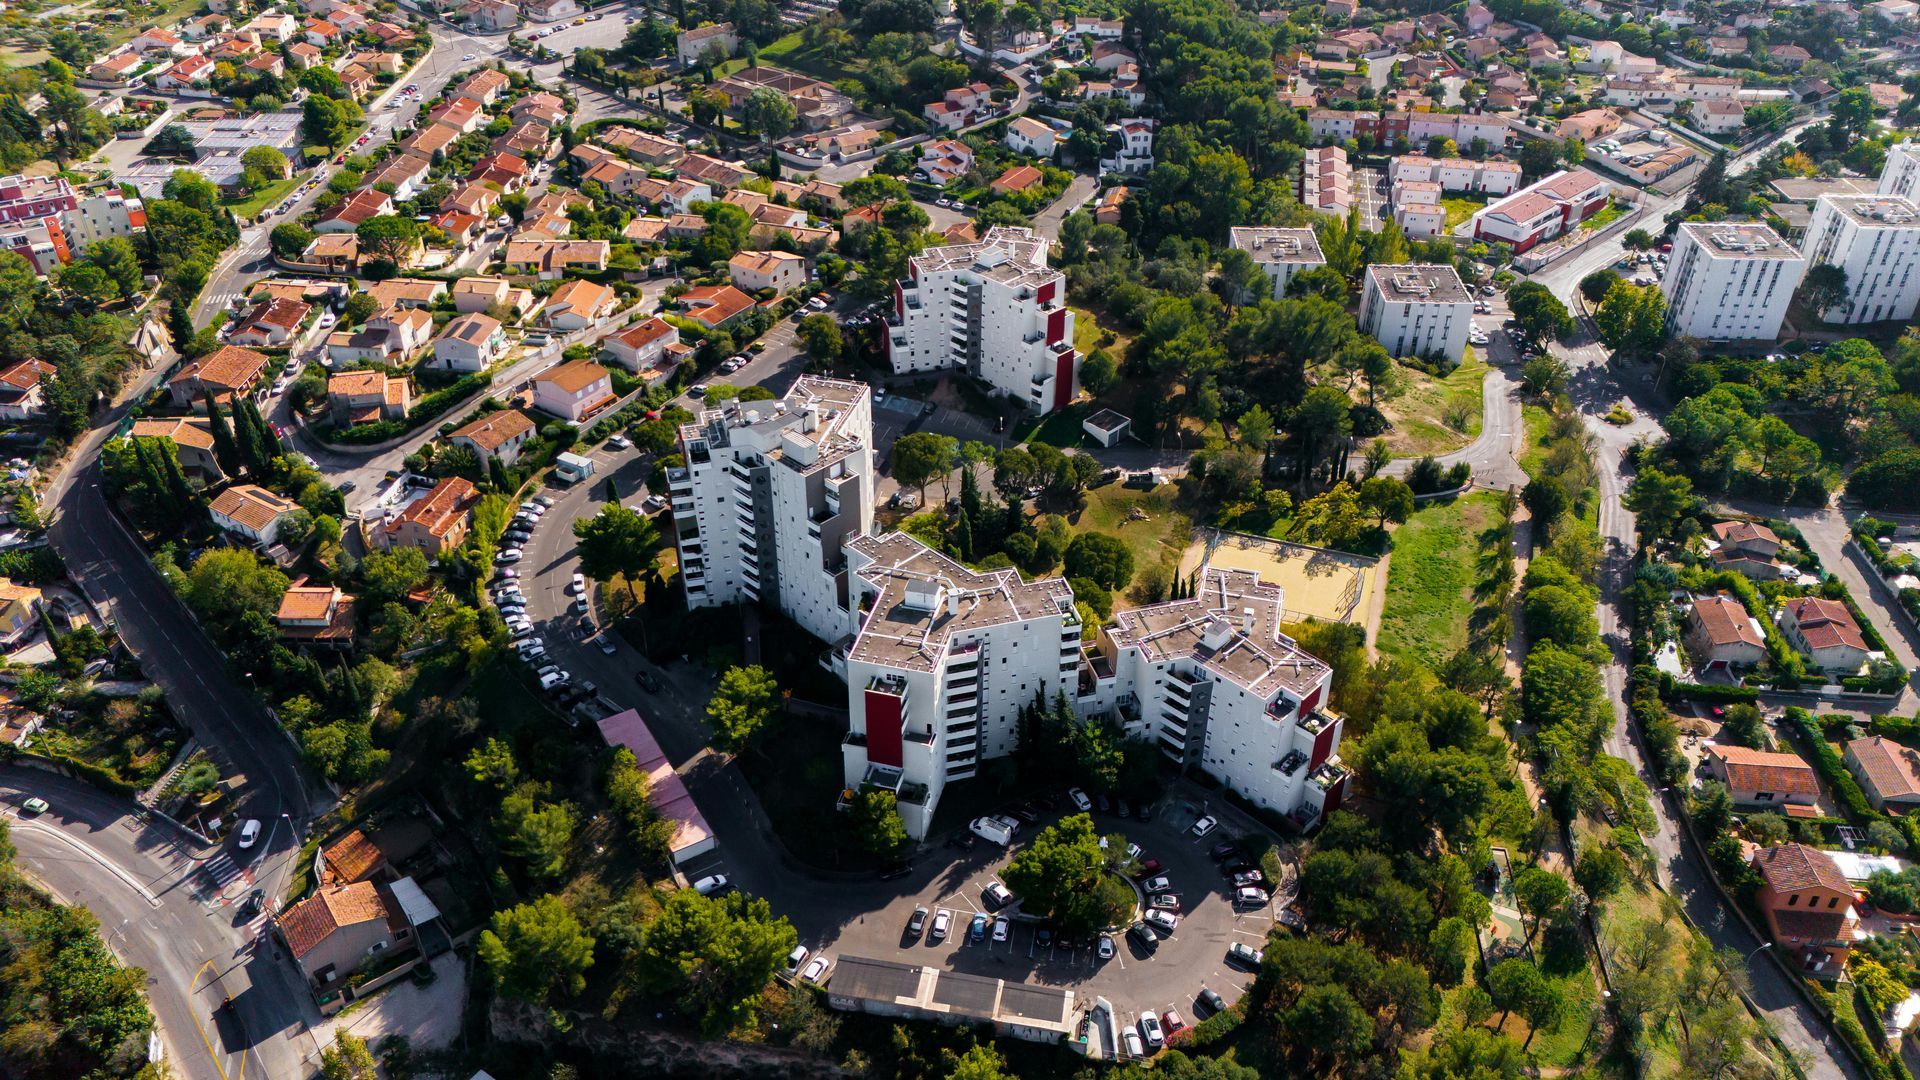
[953, 507, 972, 562]
[161, 444, 198, 513]
[242, 398, 281, 463]
[488, 454, 512, 493]
[960, 465, 983, 530]
[204, 394, 243, 478]
[1002, 494, 1023, 540]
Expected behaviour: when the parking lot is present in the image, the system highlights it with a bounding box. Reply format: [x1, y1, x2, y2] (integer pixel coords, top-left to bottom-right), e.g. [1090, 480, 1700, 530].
[806, 790, 1294, 1039]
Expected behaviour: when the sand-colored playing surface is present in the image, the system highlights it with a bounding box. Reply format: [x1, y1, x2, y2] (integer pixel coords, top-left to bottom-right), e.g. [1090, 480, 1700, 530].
[1178, 529, 1380, 625]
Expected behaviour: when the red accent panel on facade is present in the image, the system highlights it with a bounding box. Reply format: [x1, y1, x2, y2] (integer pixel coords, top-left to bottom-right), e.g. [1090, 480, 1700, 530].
[1047, 307, 1067, 345]
[1036, 279, 1056, 306]
[1299, 686, 1322, 718]
[864, 688, 904, 768]
[894, 281, 904, 320]
[1323, 771, 1348, 816]
[1053, 348, 1074, 411]
[1309, 714, 1340, 772]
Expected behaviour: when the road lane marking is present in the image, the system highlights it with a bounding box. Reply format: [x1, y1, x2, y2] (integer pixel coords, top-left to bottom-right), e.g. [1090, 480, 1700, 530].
[12, 819, 160, 907]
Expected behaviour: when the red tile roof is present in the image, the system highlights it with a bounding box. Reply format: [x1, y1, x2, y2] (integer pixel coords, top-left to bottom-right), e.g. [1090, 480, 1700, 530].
[1753, 842, 1850, 893]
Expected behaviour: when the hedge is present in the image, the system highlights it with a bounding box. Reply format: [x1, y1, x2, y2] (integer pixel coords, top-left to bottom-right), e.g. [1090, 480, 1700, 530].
[1658, 680, 1760, 704]
[1629, 664, 1686, 785]
[1783, 706, 1877, 823]
[0, 546, 64, 584]
[327, 372, 491, 445]
[20, 749, 141, 797]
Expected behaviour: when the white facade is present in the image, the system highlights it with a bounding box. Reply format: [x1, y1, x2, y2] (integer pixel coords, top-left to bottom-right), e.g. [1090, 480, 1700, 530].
[1386, 154, 1521, 195]
[1359, 263, 1473, 362]
[840, 532, 1080, 839]
[61, 193, 144, 250]
[1662, 221, 1807, 341]
[669, 377, 875, 645]
[1099, 119, 1155, 175]
[1228, 227, 1327, 299]
[1800, 195, 1920, 324]
[1881, 142, 1920, 201]
[1080, 568, 1350, 825]
[1004, 116, 1058, 158]
[885, 227, 1078, 414]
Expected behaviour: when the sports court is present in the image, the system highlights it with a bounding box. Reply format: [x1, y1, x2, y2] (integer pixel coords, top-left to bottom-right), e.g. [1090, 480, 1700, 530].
[1178, 528, 1380, 625]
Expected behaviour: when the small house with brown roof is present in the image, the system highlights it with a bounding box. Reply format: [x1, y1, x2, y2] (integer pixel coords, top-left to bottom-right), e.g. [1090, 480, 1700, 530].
[450, 275, 529, 315]
[327, 369, 413, 427]
[277, 881, 404, 989]
[1705, 744, 1821, 811]
[992, 164, 1046, 195]
[532, 359, 615, 423]
[447, 408, 536, 466]
[728, 249, 808, 294]
[0, 359, 57, 421]
[1686, 594, 1767, 672]
[603, 316, 679, 372]
[1777, 596, 1871, 674]
[313, 188, 393, 234]
[372, 476, 479, 555]
[364, 278, 446, 310]
[1710, 520, 1784, 578]
[540, 278, 615, 332]
[431, 312, 506, 372]
[169, 345, 270, 409]
[1750, 843, 1860, 974]
[277, 581, 356, 649]
[229, 297, 311, 349]
[129, 417, 221, 481]
[1845, 735, 1920, 811]
[675, 284, 755, 329]
[209, 484, 300, 546]
[319, 828, 387, 885]
[501, 239, 608, 279]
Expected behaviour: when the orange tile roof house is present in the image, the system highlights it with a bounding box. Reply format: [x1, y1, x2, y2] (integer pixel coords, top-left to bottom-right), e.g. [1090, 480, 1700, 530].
[277, 881, 405, 989]
[728, 249, 808, 294]
[277, 581, 356, 648]
[1777, 596, 1872, 674]
[428, 97, 484, 135]
[313, 188, 394, 234]
[540, 278, 615, 332]
[455, 68, 511, 107]
[319, 828, 387, 885]
[1705, 744, 1821, 811]
[327, 369, 413, 427]
[372, 476, 479, 555]
[169, 345, 270, 408]
[364, 278, 447, 310]
[129, 417, 221, 480]
[676, 284, 756, 328]
[229, 297, 311, 349]
[992, 164, 1046, 194]
[209, 484, 300, 546]
[450, 275, 530, 315]
[1686, 594, 1767, 672]
[447, 408, 536, 466]
[602, 316, 680, 372]
[0, 359, 57, 421]
[501, 239, 608, 279]
[1750, 843, 1860, 974]
[440, 182, 499, 220]
[402, 122, 460, 159]
[532, 359, 616, 423]
[1845, 735, 1920, 810]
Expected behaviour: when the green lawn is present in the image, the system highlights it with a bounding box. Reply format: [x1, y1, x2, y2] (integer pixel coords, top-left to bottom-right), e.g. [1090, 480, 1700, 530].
[1381, 356, 1487, 458]
[1442, 195, 1487, 229]
[223, 174, 303, 222]
[1580, 200, 1628, 232]
[1066, 482, 1192, 601]
[751, 30, 860, 83]
[1519, 403, 1554, 480]
[1378, 492, 1499, 667]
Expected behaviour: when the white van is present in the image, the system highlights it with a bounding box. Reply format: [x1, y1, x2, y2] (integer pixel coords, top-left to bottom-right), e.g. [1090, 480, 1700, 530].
[970, 815, 1019, 846]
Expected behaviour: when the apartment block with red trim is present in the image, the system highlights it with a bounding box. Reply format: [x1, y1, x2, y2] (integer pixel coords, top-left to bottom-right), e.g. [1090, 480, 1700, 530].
[883, 226, 1079, 413]
[839, 531, 1082, 839]
[1089, 568, 1348, 830]
[669, 376, 874, 645]
[1468, 168, 1610, 252]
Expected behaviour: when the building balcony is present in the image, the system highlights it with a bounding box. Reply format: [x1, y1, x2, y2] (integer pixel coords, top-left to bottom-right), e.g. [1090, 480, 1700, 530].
[1310, 759, 1350, 790]
[1275, 749, 1307, 777]
[667, 466, 692, 488]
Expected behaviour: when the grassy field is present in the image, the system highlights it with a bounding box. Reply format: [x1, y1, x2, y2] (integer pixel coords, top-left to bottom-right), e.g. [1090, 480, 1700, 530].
[1066, 482, 1191, 603]
[1519, 402, 1554, 480]
[1378, 492, 1499, 666]
[1442, 195, 1486, 229]
[223, 174, 303, 221]
[1380, 356, 1487, 458]
[1069, 303, 1132, 359]
[1581, 200, 1628, 232]
[751, 30, 860, 83]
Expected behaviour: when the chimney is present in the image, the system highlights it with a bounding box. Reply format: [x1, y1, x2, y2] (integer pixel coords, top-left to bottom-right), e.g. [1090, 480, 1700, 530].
[803, 405, 820, 433]
[1241, 607, 1256, 635]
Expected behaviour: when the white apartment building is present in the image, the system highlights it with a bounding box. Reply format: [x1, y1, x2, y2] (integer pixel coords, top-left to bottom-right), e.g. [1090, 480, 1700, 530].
[1098, 118, 1155, 175]
[840, 532, 1081, 839]
[61, 192, 144, 250]
[1299, 145, 1353, 216]
[885, 227, 1079, 414]
[1800, 195, 1920, 324]
[1077, 567, 1350, 827]
[1661, 221, 1807, 341]
[1359, 263, 1473, 362]
[1228, 226, 1327, 299]
[1881, 142, 1920, 201]
[668, 376, 874, 644]
[1386, 155, 1521, 195]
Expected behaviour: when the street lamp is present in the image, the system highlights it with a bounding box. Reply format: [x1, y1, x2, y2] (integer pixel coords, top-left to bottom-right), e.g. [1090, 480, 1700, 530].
[1745, 941, 1774, 964]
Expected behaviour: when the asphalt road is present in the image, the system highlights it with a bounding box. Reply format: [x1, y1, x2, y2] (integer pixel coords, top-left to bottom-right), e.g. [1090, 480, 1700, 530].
[1557, 321, 1857, 1079]
[1380, 305, 1528, 491]
[1, 769, 322, 1080]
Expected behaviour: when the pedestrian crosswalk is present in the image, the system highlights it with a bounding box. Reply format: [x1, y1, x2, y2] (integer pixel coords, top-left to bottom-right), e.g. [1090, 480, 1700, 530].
[203, 854, 244, 889]
[200, 290, 243, 313]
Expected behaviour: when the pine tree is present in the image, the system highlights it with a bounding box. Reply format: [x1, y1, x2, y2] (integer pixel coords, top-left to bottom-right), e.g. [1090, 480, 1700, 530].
[204, 394, 243, 478]
[953, 507, 973, 561]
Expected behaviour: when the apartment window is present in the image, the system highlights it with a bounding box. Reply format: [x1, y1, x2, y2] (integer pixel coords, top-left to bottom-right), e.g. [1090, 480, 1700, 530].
[1787, 893, 1798, 906]
[1828, 896, 1838, 908]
